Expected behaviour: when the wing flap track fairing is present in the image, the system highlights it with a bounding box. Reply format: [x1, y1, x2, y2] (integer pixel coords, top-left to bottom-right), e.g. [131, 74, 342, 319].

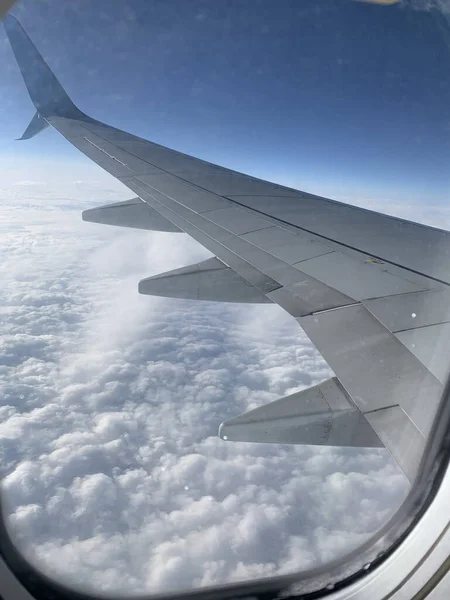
[82, 198, 182, 232]
[219, 377, 383, 448]
[139, 257, 273, 303]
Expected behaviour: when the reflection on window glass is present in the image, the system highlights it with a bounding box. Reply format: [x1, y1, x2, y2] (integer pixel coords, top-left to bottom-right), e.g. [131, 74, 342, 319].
[1, 0, 449, 595]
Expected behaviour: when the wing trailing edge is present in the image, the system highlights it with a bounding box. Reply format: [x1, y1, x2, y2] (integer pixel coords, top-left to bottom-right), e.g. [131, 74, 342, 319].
[82, 198, 182, 232]
[139, 257, 273, 303]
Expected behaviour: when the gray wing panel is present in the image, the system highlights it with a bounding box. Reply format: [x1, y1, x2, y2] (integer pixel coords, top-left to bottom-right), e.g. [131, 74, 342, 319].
[200, 207, 272, 235]
[297, 251, 424, 300]
[298, 304, 442, 438]
[395, 323, 450, 384]
[241, 226, 333, 264]
[364, 290, 450, 332]
[228, 194, 450, 285]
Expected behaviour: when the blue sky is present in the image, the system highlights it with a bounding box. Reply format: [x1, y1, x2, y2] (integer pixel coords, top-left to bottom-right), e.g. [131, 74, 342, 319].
[1, 0, 450, 203]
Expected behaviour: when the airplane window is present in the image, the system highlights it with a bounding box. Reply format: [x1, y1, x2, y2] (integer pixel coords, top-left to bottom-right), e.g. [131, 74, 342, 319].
[1, 0, 449, 596]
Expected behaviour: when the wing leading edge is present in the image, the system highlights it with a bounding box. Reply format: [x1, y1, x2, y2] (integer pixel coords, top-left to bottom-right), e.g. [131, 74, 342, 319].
[5, 14, 449, 482]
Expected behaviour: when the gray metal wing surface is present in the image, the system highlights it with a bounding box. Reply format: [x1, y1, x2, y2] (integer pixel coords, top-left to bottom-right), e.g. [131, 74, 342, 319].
[5, 14, 450, 482]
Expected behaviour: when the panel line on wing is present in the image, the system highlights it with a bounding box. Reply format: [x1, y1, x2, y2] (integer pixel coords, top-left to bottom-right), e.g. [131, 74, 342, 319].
[82, 136, 127, 166]
[393, 320, 450, 334]
[363, 404, 400, 415]
[311, 302, 360, 315]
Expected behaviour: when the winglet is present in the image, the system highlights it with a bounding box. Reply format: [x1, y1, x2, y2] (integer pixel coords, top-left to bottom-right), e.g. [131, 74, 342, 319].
[3, 15, 84, 118]
[16, 111, 50, 140]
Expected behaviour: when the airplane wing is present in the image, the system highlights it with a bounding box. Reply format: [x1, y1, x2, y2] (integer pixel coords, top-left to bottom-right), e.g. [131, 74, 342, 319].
[5, 14, 449, 483]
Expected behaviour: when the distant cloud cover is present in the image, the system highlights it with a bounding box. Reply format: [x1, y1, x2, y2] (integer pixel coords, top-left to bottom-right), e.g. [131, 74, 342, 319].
[0, 165, 411, 595]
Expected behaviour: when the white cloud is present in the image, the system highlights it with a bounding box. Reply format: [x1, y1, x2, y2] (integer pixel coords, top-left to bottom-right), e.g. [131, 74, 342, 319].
[0, 168, 410, 595]
[403, 0, 450, 14]
[12, 180, 47, 186]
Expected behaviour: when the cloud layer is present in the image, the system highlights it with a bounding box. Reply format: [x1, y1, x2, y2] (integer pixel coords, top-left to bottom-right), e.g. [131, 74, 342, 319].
[0, 170, 410, 595]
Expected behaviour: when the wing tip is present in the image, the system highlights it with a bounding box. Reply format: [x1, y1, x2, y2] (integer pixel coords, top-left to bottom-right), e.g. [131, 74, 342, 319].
[4, 12, 84, 118]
